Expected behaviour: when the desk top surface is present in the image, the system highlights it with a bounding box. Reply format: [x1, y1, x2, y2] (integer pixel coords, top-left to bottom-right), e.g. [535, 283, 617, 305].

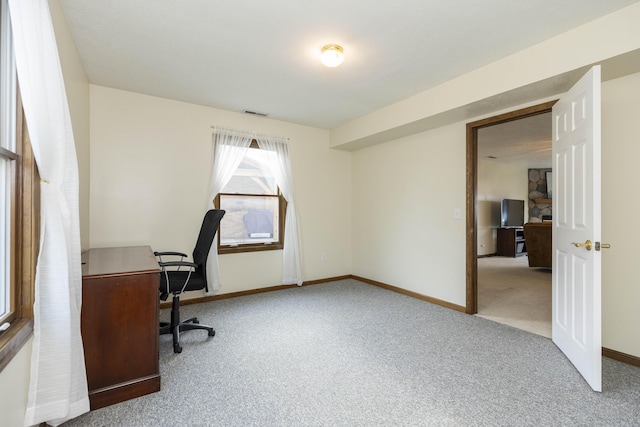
[82, 246, 161, 278]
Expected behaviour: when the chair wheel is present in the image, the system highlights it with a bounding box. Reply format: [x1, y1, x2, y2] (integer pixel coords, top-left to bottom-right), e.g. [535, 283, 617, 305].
[208, 330, 215, 337]
[174, 344, 182, 353]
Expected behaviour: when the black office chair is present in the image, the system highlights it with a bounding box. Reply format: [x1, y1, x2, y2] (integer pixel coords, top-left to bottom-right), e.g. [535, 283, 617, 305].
[155, 209, 225, 353]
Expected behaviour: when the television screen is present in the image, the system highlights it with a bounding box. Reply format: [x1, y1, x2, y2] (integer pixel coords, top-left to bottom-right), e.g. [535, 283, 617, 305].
[501, 199, 525, 228]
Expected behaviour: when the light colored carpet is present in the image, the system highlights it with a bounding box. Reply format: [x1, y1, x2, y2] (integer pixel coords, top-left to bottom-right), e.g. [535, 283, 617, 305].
[477, 255, 551, 338]
[62, 279, 640, 426]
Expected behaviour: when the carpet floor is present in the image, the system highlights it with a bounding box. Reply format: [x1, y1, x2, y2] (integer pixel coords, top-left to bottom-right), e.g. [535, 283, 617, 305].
[63, 279, 640, 426]
[477, 255, 551, 338]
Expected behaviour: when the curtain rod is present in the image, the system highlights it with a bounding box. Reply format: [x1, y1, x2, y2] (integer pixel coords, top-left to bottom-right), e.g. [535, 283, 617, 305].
[210, 125, 289, 140]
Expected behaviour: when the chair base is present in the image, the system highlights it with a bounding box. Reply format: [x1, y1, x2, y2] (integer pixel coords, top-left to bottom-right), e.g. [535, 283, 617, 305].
[160, 294, 215, 353]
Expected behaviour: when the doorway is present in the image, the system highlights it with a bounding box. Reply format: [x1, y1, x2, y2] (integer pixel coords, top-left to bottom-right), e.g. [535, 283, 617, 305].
[465, 101, 556, 330]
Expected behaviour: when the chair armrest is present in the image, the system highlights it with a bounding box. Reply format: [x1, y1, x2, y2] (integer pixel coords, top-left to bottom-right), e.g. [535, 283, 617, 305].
[158, 260, 197, 269]
[154, 251, 188, 258]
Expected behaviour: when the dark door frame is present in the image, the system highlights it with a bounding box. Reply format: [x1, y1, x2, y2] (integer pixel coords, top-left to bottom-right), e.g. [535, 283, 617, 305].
[465, 100, 557, 314]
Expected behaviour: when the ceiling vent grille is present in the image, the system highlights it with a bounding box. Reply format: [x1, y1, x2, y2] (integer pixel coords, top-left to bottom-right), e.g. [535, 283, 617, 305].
[243, 110, 268, 117]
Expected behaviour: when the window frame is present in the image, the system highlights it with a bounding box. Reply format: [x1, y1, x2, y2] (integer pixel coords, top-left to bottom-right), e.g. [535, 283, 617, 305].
[0, 0, 39, 369]
[214, 140, 287, 255]
[0, 91, 39, 373]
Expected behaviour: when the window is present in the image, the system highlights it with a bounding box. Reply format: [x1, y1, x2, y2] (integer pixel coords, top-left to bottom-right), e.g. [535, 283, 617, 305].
[215, 141, 286, 254]
[0, 0, 39, 373]
[0, 0, 17, 327]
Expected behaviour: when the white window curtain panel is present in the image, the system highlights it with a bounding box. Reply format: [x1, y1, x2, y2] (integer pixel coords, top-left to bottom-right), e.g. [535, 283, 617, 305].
[256, 136, 303, 286]
[205, 128, 252, 292]
[8, 1, 89, 426]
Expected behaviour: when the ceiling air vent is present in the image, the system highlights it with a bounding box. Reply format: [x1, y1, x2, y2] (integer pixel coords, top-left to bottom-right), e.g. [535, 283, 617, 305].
[243, 110, 268, 117]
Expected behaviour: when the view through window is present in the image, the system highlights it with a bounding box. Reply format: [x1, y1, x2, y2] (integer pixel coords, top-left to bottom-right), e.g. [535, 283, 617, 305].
[217, 144, 285, 252]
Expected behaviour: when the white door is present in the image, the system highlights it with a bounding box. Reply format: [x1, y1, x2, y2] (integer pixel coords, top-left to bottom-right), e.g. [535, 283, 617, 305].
[551, 65, 602, 391]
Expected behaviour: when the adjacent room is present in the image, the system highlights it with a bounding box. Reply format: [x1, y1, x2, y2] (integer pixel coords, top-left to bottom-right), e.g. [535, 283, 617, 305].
[475, 113, 553, 338]
[2, 1, 640, 426]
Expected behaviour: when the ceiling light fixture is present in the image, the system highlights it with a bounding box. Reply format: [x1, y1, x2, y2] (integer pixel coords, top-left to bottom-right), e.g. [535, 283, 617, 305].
[320, 44, 344, 67]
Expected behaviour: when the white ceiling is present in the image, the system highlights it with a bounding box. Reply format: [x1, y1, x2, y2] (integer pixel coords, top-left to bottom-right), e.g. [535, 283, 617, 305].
[59, 0, 639, 130]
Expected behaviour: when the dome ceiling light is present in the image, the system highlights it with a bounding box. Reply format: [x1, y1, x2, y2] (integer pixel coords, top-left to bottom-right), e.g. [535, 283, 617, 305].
[320, 44, 344, 67]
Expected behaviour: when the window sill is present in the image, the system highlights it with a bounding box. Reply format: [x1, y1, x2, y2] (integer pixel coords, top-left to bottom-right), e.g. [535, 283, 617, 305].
[219, 243, 284, 255]
[0, 318, 34, 373]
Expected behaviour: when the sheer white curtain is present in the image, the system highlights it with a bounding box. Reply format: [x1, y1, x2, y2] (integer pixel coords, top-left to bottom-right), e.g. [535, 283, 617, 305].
[256, 136, 303, 286]
[205, 128, 252, 292]
[8, 1, 89, 426]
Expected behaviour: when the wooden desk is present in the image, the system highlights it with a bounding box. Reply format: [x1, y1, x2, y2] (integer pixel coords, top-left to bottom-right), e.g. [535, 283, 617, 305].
[81, 246, 161, 410]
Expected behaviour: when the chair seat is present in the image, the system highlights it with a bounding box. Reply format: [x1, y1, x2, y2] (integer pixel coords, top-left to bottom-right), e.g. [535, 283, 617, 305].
[159, 270, 207, 294]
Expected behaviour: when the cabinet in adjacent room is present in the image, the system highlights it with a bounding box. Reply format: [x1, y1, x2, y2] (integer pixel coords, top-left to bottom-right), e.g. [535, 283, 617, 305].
[496, 227, 527, 257]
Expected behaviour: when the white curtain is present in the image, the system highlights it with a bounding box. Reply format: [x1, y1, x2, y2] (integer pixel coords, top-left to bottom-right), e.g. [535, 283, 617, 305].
[8, 1, 89, 426]
[256, 136, 303, 286]
[205, 128, 252, 292]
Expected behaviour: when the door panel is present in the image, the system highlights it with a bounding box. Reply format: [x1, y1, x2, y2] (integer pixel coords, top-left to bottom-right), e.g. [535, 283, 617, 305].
[552, 65, 602, 392]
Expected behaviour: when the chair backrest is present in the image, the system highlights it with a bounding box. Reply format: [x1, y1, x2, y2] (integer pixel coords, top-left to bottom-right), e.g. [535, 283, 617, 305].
[192, 209, 226, 268]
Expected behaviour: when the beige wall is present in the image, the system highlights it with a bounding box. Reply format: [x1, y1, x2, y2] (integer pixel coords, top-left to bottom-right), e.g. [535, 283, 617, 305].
[352, 122, 467, 305]
[601, 71, 640, 357]
[477, 160, 529, 255]
[89, 86, 352, 295]
[0, 339, 32, 427]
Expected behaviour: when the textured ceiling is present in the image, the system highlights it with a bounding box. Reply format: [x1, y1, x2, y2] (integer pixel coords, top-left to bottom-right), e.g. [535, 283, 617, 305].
[478, 113, 552, 169]
[59, 0, 639, 130]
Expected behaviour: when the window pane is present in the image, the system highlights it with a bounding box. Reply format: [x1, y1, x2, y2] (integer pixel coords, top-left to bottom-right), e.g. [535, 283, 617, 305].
[219, 195, 279, 245]
[0, 0, 16, 151]
[0, 0, 15, 322]
[0, 158, 9, 320]
[221, 148, 277, 195]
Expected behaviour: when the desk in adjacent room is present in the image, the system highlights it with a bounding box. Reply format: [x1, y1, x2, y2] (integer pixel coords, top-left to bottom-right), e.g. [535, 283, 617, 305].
[81, 245, 161, 410]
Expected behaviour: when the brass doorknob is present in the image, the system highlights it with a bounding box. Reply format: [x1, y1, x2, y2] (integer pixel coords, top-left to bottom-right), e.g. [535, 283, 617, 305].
[571, 240, 592, 251]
